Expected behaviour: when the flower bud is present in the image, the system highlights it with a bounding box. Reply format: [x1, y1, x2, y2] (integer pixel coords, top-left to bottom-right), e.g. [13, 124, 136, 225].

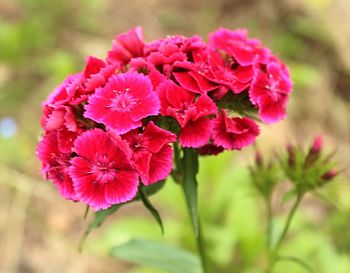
[321, 169, 337, 181]
[311, 135, 323, 155]
[305, 135, 323, 167]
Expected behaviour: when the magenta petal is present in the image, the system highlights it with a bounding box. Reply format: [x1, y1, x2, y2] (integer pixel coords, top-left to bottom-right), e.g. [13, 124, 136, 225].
[53, 174, 77, 201]
[148, 145, 174, 184]
[141, 121, 177, 153]
[104, 170, 139, 204]
[104, 111, 141, 134]
[46, 109, 65, 131]
[189, 71, 218, 93]
[180, 117, 213, 148]
[133, 149, 152, 184]
[212, 111, 260, 150]
[173, 71, 201, 93]
[164, 81, 195, 109]
[193, 95, 217, 120]
[130, 94, 160, 121]
[85, 72, 159, 134]
[70, 157, 110, 210]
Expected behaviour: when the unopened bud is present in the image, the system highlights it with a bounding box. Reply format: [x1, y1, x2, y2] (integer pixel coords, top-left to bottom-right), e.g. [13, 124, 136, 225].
[311, 135, 323, 155]
[305, 135, 323, 167]
[321, 169, 337, 181]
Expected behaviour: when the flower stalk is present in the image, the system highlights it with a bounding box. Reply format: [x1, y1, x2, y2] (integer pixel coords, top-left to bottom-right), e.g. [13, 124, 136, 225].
[181, 148, 211, 273]
[266, 193, 304, 273]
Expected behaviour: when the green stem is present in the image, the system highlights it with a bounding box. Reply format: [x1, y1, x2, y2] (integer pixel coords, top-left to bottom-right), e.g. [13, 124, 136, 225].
[197, 221, 210, 273]
[181, 148, 211, 273]
[275, 193, 303, 252]
[266, 193, 303, 273]
[266, 199, 273, 251]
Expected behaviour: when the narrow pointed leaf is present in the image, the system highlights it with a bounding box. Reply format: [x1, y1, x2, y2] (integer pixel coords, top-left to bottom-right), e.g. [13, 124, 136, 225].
[79, 204, 121, 251]
[140, 186, 164, 234]
[110, 239, 202, 273]
[143, 179, 166, 196]
[182, 148, 199, 237]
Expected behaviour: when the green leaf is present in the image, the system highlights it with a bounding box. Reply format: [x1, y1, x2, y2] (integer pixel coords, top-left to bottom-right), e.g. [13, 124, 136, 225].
[140, 186, 164, 234]
[79, 204, 121, 251]
[143, 180, 166, 196]
[181, 148, 199, 237]
[276, 256, 315, 273]
[110, 239, 202, 273]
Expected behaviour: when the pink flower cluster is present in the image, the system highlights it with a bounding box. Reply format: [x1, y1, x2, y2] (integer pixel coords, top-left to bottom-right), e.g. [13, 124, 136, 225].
[37, 27, 292, 210]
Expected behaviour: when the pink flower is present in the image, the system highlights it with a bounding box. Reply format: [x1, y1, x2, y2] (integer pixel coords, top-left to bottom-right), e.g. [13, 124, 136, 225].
[107, 26, 144, 65]
[157, 80, 217, 148]
[84, 71, 160, 134]
[42, 105, 78, 132]
[36, 132, 77, 200]
[45, 73, 81, 106]
[70, 56, 118, 104]
[209, 28, 269, 66]
[145, 35, 206, 77]
[249, 60, 292, 124]
[122, 121, 177, 185]
[174, 50, 255, 97]
[69, 129, 139, 210]
[212, 110, 260, 150]
[129, 57, 167, 89]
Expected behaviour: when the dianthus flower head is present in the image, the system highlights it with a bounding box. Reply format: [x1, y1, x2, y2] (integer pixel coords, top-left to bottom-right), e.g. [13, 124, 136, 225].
[37, 27, 293, 211]
[69, 129, 139, 210]
[84, 71, 160, 134]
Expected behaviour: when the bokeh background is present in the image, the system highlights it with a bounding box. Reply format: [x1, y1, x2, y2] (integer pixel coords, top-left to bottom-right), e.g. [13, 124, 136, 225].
[0, 0, 349, 272]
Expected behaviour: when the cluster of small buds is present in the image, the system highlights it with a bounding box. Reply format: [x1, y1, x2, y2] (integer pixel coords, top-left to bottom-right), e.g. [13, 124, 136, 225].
[285, 135, 338, 191]
[250, 135, 339, 201]
[37, 27, 292, 210]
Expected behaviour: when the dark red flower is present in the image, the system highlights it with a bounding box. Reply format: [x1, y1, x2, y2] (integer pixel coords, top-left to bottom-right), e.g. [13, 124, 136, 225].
[69, 129, 139, 210]
[36, 132, 77, 200]
[84, 71, 160, 134]
[197, 144, 224, 156]
[157, 80, 217, 147]
[212, 110, 260, 150]
[122, 121, 177, 185]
